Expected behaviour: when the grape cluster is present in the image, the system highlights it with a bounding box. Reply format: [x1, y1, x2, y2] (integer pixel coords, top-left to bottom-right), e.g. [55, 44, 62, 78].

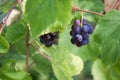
[40, 32, 59, 47]
[70, 19, 93, 47]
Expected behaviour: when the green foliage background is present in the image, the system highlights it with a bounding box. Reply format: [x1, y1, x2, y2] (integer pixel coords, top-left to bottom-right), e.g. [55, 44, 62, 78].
[0, 0, 120, 80]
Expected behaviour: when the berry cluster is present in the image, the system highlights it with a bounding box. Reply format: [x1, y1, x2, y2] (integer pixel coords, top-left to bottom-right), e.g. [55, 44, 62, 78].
[40, 32, 59, 47]
[70, 19, 93, 47]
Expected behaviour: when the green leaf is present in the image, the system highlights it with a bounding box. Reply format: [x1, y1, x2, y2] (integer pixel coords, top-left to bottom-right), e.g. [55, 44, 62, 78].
[25, 0, 72, 41]
[94, 10, 120, 80]
[5, 21, 26, 44]
[38, 42, 84, 80]
[0, 35, 9, 53]
[14, 38, 35, 54]
[3, 71, 32, 80]
[0, 0, 15, 12]
[94, 10, 120, 66]
[32, 53, 52, 74]
[92, 59, 107, 80]
[67, 54, 84, 76]
[51, 54, 83, 80]
[52, 63, 72, 80]
[0, 59, 32, 80]
[105, 62, 120, 80]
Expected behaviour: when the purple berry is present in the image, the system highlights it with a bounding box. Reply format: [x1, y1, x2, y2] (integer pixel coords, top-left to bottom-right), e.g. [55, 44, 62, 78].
[71, 38, 77, 44]
[75, 26, 81, 34]
[88, 25, 93, 34]
[70, 31, 75, 37]
[81, 40, 89, 45]
[71, 25, 77, 30]
[83, 34, 89, 40]
[74, 19, 80, 26]
[40, 37, 44, 43]
[82, 19, 87, 24]
[81, 24, 89, 33]
[76, 42, 82, 47]
[70, 19, 93, 47]
[39, 32, 59, 47]
[45, 41, 52, 47]
[75, 34, 83, 42]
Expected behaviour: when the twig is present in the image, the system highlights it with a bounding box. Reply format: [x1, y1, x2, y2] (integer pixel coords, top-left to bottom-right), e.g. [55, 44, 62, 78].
[110, 0, 120, 10]
[0, 0, 18, 34]
[104, 0, 110, 12]
[25, 26, 30, 71]
[0, 24, 4, 34]
[74, 8, 104, 16]
[31, 43, 51, 61]
[17, 0, 23, 13]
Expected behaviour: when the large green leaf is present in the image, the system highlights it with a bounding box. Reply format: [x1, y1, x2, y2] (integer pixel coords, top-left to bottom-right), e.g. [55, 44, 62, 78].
[51, 54, 83, 80]
[94, 10, 120, 66]
[2, 71, 32, 80]
[35, 41, 84, 80]
[92, 59, 107, 80]
[0, 35, 9, 53]
[5, 21, 26, 44]
[94, 10, 120, 79]
[25, 0, 72, 41]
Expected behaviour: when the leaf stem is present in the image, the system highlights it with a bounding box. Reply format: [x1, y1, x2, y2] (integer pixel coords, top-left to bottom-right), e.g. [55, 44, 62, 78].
[80, 12, 83, 27]
[74, 8, 104, 16]
[25, 26, 30, 71]
[17, 0, 23, 13]
[30, 42, 51, 61]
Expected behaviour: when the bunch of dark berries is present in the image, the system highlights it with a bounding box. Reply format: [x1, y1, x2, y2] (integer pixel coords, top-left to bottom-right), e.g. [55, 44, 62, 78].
[40, 32, 59, 47]
[70, 19, 93, 47]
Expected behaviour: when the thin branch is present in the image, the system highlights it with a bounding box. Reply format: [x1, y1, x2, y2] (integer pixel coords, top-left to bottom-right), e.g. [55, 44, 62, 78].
[110, 0, 120, 9]
[0, 24, 4, 34]
[0, 0, 18, 34]
[75, 8, 104, 16]
[104, 0, 110, 12]
[30, 43, 51, 61]
[17, 0, 23, 13]
[25, 26, 30, 71]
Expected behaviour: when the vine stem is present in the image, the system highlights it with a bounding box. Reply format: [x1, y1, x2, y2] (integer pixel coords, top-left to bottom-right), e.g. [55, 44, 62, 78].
[17, 0, 23, 13]
[74, 7, 104, 16]
[27, 42, 51, 69]
[110, 0, 120, 10]
[80, 12, 83, 27]
[30, 42, 51, 61]
[25, 26, 30, 71]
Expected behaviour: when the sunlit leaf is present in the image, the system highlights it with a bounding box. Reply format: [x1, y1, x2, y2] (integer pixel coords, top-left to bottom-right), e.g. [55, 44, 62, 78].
[25, 0, 72, 41]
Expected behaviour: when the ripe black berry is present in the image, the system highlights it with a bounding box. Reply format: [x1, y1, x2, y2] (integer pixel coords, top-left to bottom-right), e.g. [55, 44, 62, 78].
[39, 32, 59, 47]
